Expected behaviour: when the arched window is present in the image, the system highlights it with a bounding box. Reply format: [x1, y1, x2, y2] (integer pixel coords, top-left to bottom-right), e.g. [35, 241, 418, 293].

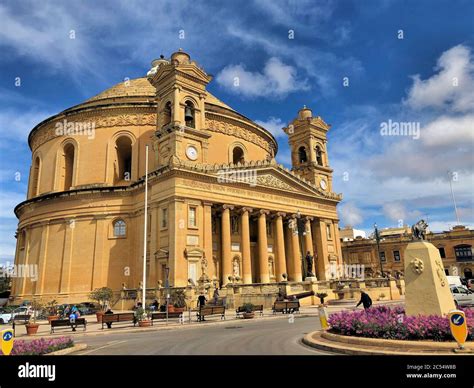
[315, 146, 323, 166]
[232, 146, 245, 164]
[464, 268, 472, 279]
[163, 101, 172, 126]
[115, 136, 132, 184]
[19, 230, 26, 250]
[113, 219, 126, 237]
[298, 146, 307, 163]
[62, 143, 75, 191]
[30, 156, 41, 197]
[184, 101, 195, 128]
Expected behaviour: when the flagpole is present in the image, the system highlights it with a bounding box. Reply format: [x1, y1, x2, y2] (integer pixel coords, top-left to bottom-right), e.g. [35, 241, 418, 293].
[447, 171, 460, 224]
[142, 145, 149, 309]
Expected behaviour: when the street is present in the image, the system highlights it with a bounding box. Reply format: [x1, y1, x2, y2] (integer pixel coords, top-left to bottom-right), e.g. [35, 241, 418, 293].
[73, 315, 333, 355]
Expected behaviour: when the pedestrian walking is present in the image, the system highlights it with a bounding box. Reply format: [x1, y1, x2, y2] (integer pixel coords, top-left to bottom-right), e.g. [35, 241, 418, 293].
[356, 290, 373, 310]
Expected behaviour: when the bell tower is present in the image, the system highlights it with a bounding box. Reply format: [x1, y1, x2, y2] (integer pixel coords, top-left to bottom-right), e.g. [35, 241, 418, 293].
[283, 106, 334, 192]
[147, 49, 212, 166]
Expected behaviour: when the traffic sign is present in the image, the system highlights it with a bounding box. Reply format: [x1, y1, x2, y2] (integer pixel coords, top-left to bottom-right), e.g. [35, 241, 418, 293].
[448, 310, 468, 348]
[318, 305, 329, 330]
[1, 329, 14, 356]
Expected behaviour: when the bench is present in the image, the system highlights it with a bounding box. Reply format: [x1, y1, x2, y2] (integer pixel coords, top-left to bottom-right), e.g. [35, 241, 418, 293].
[196, 306, 225, 321]
[50, 318, 87, 334]
[235, 304, 264, 318]
[272, 301, 300, 314]
[150, 311, 184, 324]
[12, 314, 31, 337]
[101, 313, 136, 329]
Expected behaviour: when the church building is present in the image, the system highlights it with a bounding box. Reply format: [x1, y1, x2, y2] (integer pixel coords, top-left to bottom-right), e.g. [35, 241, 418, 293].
[12, 50, 343, 303]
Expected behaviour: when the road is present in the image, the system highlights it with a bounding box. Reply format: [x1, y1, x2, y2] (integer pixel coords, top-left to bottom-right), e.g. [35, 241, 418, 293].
[73, 315, 332, 355]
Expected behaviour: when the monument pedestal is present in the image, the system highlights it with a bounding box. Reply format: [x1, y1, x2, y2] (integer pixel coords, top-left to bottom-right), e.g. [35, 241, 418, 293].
[404, 241, 456, 316]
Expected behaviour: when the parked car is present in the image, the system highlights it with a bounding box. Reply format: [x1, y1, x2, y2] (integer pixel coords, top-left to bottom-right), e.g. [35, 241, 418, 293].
[0, 306, 31, 324]
[76, 302, 99, 315]
[467, 279, 474, 291]
[450, 285, 474, 307]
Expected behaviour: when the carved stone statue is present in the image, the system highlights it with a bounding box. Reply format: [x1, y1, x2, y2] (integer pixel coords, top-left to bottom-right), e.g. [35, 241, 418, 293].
[233, 259, 240, 276]
[231, 215, 239, 234]
[305, 251, 315, 277]
[412, 219, 428, 240]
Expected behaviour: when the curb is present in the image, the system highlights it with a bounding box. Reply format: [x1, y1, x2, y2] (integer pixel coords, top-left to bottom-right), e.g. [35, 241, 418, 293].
[46, 343, 88, 356]
[302, 331, 474, 356]
[321, 331, 474, 350]
[21, 312, 319, 340]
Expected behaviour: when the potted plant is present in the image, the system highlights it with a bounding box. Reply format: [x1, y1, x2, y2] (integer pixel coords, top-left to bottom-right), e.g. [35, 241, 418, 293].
[45, 299, 59, 323]
[316, 292, 328, 305]
[171, 289, 187, 313]
[135, 307, 152, 327]
[89, 287, 114, 323]
[26, 299, 43, 335]
[241, 303, 255, 319]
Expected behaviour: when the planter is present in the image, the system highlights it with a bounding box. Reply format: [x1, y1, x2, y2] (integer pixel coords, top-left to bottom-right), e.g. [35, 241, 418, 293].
[138, 319, 152, 327]
[242, 312, 255, 319]
[47, 315, 59, 323]
[26, 323, 40, 335]
[96, 311, 105, 323]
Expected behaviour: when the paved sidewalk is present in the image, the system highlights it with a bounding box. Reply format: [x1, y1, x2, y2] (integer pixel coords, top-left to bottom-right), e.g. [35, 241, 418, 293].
[8, 299, 403, 340]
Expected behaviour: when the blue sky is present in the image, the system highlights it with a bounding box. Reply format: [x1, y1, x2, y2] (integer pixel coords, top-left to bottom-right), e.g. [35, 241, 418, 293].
[0, 0, 473, 265]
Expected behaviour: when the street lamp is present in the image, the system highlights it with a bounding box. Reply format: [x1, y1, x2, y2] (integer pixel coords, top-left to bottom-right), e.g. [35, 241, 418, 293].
[165, 265, 170, 324]
[374, 223, 384, 278]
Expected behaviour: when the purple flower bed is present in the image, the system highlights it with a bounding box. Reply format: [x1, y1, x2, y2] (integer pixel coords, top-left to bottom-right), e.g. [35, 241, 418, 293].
[0, 336, 74, 356]
[328, 306, 474, 341]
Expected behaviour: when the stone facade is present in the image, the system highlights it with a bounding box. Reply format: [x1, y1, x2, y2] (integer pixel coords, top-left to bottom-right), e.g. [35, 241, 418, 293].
[341, 225, 474, 279]
[11, 50, 343, 304]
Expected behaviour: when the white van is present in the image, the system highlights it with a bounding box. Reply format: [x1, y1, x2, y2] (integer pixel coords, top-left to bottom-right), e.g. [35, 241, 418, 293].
[446, 275, 463, 287]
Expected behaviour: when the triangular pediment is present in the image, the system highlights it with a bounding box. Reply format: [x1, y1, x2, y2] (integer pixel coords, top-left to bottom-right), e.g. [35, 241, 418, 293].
[252, 167, 324, 197]
[154, 64, 211, 86]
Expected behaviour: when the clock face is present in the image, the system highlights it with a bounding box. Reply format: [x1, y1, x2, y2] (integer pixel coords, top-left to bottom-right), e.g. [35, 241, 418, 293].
[186, 145, 198, 161]
[320, 179, 327, 190]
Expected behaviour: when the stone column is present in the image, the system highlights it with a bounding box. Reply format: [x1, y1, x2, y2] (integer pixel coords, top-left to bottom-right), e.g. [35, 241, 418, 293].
[36, 222, 50, 295]
[240, 207, 253, 284]
[333, 221, 343, 266]
[59, 219, 75, 294]
[203, 202, 214, 279]
[284, 219, 294, 279]
[173, 86, 181, 126]
[313, 219, 330, 280]
[290, 215, 303, 282]
[304, 217, 315, 279]
[221, 205, 233, 285]
[258, 210, 270, 283]
[304, 218, 314, 256]
[275, 212, 287, 281]
[149, 205, 158, 285]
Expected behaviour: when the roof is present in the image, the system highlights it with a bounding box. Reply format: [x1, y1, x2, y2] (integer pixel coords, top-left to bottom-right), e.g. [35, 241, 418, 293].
[83, 77, 235, 111]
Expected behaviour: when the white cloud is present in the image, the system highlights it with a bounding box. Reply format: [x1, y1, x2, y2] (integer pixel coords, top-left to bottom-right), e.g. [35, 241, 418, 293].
[0, 108, 53, 142]
[405, 44, 474, 112]
[422, 114, 474, 148]
[382, 202, 422, 223]
[428, 221, 474, 233]
[338, 202, 364, 227]
[255, 117, 286, 139]
[216, 57, 308, 98]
